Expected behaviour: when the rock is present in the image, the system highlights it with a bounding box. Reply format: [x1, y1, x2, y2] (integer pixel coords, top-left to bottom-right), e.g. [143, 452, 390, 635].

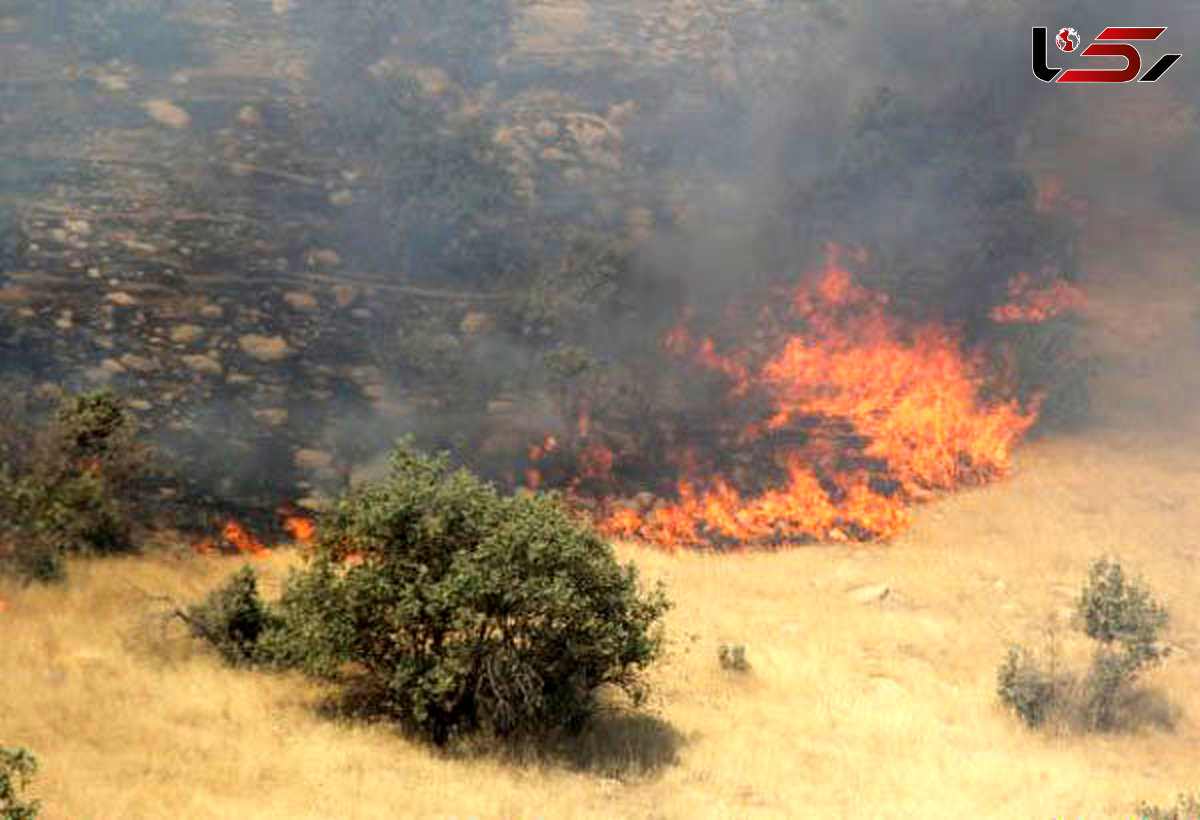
[238, 334, 292, 362]
[95, 73, 130, 92]
[304, 248, 342, 268]
[143, 99, 191, 129]
[0, 285, 31, 303]
[64, 218, 92, 236]
[119, 353, 157, 373]
[236, 105, 263, 127]
[105, 291, 137, 306]
[198, 303, 224, 319]
[331, 284, 358, 307]
[283, 291, 319, 312]
[293, 449, 334, 471]
[181, 353, 222, 375]
[226, 372, 252, 385]
[252, 408, 288, 426]
[54, 311, 73, 331]
[99, 358, 126, 375]
[169, 324, 205, 344]
[848, 583, 891, 604]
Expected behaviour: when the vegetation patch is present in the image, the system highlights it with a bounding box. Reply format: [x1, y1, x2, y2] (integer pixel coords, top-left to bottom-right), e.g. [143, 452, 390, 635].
[997, 558, 1172, 732]
[0, 389, 149, 583]
[188, 441, 670, 745]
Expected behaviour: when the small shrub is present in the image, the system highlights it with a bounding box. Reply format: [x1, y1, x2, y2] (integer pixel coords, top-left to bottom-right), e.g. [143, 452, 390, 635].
[184, 566, 278, 666]
[996, 644, 1059, 728]
[718, 643, 749, 672]
[191, 442, 671, 745]
[1076, 558, 1170, 730]
[0, 746, 39, 820]
[1136, 792, 1200, 820]
[997, 558, 1171, 733]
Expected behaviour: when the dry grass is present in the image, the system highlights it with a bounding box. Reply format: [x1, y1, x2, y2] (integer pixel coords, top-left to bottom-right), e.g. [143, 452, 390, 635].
[3, 414, 1200, 819]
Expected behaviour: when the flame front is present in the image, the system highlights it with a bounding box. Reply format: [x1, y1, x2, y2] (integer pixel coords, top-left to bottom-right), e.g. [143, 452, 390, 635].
[552, 251, 1053, 549]
[222, 521, 271, 557]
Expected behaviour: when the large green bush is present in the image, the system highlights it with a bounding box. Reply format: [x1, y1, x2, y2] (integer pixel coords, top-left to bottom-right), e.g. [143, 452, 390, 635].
[191, 442, 670, 745]
[0, 390, 146, 583]
[0, 747, 39, 820]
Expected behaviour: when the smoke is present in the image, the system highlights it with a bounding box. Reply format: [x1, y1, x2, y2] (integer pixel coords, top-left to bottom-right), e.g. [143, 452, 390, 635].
[1, 0, 1198, 516]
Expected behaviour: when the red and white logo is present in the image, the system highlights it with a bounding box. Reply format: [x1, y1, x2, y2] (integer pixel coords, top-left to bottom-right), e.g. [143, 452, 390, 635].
[1055, 28, 1081, 52]
[1033, 26, 1181, 83]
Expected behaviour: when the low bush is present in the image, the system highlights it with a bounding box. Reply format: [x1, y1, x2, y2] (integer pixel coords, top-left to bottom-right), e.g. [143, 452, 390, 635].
[997, 558, 1171, 732]
[184, 565, 279, 667]
[1135, 792, 1200, 820]
[1076, 558, 1170, 730]
[190, 441, 671, 745]
[996, 644, 1059, 728]
[718, 644, 749, 672]
[0, 746, 39, 820]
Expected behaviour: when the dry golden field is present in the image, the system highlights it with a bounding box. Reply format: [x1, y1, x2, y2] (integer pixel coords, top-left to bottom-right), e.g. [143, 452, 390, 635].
[3, 407, 1200, 819]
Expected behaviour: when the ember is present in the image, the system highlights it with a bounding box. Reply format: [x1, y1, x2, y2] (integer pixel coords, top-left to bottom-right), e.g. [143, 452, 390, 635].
[534, 249, 1047, 549]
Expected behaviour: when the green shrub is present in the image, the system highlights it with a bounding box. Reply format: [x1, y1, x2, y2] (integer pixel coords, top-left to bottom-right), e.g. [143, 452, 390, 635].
[1135, 792, 1200, 820]
[184, 566, 280, 667]
[0, 747, 39, 820]
[996, 644, 1062, 728]
[192, 442, 670, 745]
[718, 644, 749, 673]
[1075, 558, 1170, 730]
[997, 558, 1171, 732]
[0, 390, 146, 583]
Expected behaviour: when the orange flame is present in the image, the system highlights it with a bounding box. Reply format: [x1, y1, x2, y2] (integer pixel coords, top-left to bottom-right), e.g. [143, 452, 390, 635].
[282, 515, 316, 544]
[222, 521, 271, 557]
[990, 272, 1086, 324]
[592, 249, 1040, 548]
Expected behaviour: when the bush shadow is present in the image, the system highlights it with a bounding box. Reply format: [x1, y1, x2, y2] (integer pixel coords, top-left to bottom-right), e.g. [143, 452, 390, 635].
[315, 683, 687, 779]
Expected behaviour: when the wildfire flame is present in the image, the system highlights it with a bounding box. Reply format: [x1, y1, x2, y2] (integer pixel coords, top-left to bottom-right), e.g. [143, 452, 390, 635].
[281, 513, 316, 544]
[536, 249, 1051, 549]
[990, 272, 1086, 324]
[220, 520, 271, 558]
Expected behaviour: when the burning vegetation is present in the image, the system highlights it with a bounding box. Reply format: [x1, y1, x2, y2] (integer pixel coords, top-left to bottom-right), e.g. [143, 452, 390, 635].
[526, 249, 1083, 549]
[0, 0, 1100, 555]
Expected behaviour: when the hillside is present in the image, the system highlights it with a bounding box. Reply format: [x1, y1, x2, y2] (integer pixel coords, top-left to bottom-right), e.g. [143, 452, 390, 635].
[3, 412, 1199, 818]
